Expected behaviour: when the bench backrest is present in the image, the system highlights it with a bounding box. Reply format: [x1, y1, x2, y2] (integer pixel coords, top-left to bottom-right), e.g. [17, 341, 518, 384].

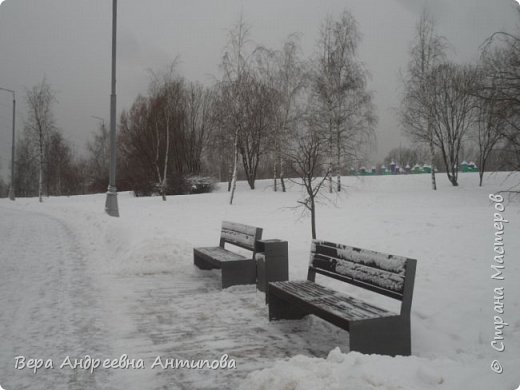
[219, 221, 263, 253]
[308, 240, 417, 317]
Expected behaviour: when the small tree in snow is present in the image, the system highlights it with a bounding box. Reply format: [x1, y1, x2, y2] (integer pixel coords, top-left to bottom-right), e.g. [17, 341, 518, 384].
[287, 123, 330, 239]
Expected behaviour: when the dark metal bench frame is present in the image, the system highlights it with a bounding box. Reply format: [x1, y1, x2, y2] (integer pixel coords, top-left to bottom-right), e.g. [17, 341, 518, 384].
[193, 221, 263, 288]
[268, 239, 417, 356]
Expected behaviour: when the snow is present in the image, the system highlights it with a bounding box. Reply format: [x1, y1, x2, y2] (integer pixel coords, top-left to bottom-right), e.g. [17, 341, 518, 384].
[1, 172, 520, 389]
[334, 261, 404, 292]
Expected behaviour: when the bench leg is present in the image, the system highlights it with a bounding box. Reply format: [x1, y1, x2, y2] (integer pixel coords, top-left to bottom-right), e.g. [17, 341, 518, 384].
[193, 252, 217, 270]
[268, 292, 308, 321]
[349, 317, 411, 356]
[221, 260, 256, 288]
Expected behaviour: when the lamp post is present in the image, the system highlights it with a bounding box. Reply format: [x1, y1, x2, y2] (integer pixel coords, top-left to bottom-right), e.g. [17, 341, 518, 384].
[105, 0, 119, 216]
[0, 87, 15, 201]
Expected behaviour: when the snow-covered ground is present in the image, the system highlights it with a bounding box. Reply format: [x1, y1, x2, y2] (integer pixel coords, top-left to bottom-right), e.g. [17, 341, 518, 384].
[1, 172, 519, 389]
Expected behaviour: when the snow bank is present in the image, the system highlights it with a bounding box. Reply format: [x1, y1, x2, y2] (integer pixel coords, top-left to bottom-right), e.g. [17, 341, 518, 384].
[239, 347, 518, 390]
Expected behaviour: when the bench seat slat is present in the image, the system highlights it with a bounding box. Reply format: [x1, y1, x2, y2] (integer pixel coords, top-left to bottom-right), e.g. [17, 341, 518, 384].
[270, 280, 396, 322]
[195, 247, 247, 263]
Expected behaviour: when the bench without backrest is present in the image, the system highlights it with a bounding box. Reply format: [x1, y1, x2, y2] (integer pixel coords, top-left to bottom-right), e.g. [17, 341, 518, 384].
[194, 221, 263, 288]
[268, 239, 417, 356]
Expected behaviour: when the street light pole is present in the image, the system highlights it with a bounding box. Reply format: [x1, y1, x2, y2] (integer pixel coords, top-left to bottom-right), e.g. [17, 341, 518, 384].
[105, 0, 119, 216]
[0, 87, 16, 201]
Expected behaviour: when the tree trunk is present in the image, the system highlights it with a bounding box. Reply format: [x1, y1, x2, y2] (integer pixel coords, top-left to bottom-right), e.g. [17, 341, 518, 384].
[310, 196, 317, 240]
[447, 170, 458, 187]
[248, 176, 255, 190]
[450, 155, 458, 187]
[328, 161, 333, 194]
[38, 163, 43, 203]
[162, 118, 170, 201]
[336, 132, 341, 192]
[280, 158, 286, 192]
[227, 162, 232, 192]
[273, 154, 278, 192]
[429, 126, 437, 191]
[38, 130, 43, 203]
[229, 129, 239, 205]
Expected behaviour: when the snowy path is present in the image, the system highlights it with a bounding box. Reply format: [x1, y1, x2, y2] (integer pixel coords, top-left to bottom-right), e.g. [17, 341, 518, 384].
[0, 207, 115, 389]
[93, 249, 351, 389]
[0, 206, 349, 389]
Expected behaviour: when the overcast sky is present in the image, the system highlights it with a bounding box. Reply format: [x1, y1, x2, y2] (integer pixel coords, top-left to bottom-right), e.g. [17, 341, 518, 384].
[0, 0, 518, 181]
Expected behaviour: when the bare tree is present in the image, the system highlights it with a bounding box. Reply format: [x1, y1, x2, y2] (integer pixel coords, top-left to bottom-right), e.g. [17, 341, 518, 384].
[45, 129, 74, 196]
[480, 29, 520, 173]
[119, 76, 186, 199]
[312, 9, 376, 192]
[400, 10, 447, 190]
[119, 68, 214, 197]
[209, 89, 236, 188]
[219, 16, 252, 203]
[86, 120, 110, 193]
[155, 75, 185, 200]
[183, 82, 214, 175]
[119, 95, 155, 195]
[429, 63, 478, 186]
[472, 69, 507, 186]
[287, 124, 330, 239]
[255, 35, 307, 192]
[25, 78, 57, 202]
[14, 132, 39, 197]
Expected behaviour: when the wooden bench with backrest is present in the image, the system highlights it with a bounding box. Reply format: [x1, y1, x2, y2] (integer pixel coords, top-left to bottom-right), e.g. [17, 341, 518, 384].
[193, 221, 263, 288]
[267, 239, 417, 356]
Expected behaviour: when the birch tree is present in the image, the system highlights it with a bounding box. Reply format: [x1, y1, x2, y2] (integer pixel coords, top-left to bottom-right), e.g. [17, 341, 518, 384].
[312, 9, 375, 192]
[400, 10, 447, 190]
[256, 35, 307, 192]
[25, 79, 57, 202]
[219, 16, 251, 204]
